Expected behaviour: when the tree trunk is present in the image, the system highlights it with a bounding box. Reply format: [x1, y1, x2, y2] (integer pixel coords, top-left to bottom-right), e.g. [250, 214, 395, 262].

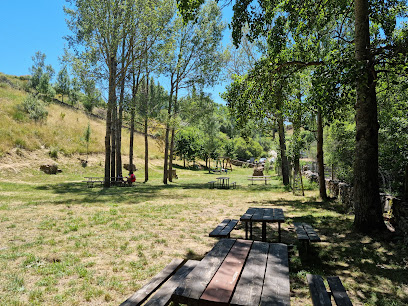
[129, 107, 135, 172]
[353, 0, 385, 232]
[169, 79, 179, 183]
[116, 69, 125, 179]
[144, 74, 149, 183]
[404, 165, 408, 200]
[163, 78, 174, 185]
[169, 127, 175, 182]
[111, 99, 117, 180]
[104, 56, 116, 188]
[277, 112, 289, 185]
[129, 69, 140, 175]
[317, 108, 327, 200]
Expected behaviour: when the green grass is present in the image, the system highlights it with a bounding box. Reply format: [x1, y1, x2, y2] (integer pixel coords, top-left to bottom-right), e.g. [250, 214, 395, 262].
[0, 161, 407, 305]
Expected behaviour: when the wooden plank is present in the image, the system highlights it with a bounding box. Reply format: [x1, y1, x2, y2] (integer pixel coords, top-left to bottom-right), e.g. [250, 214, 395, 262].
[293, 223, 309, 241]
[200, 240, 252, 305]
[144, 260, 199, 306]
[274, 208, 285, 222]
[260, 243, 290, 306]
[306, 274, 332, 306]
[252, 208, 264, 222]
[120, 258, 184, 306]
[263, 208, 274, 222]
[327, 276, 353, 306]
[240, 208, 256, 221]
[219, 219, 238, 237]
[172, 239, 236, 305]
[303, 223, 321, 242]
[230, 241, 269, 306]
[209, 219, 231, 237]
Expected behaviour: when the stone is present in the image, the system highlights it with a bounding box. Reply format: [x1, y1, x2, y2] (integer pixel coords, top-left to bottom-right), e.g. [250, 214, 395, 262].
[40, 164, 59, 174]
[253, 167, 264, 176]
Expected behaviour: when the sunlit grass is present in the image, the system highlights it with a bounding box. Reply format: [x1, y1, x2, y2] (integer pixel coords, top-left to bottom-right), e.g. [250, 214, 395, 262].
[0, 162, 407, 305]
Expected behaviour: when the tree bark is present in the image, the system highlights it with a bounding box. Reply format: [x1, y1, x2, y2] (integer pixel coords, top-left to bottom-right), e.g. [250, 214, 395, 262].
[163, 77, 174, 184]
[169, 76, 180, 183]
[277, 112, 289, 185]
[144, 74, 149, 183]
[116, 38, 126, 179]
[317, 108, 328, 200]
[404, 165, 408, 200]
[129, 69, 140, 175]
[104, 56, 116, 188]
[111, 99, 117, 180]
[353, 0, 385, 232]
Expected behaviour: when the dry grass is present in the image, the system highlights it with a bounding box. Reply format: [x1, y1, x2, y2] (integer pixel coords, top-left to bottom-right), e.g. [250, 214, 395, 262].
[0, 73, 162, 158]
[0, 157, 407, 305]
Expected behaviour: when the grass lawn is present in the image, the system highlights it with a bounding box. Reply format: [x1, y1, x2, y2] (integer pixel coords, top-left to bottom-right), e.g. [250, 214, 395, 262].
[0, 158, 407, 305]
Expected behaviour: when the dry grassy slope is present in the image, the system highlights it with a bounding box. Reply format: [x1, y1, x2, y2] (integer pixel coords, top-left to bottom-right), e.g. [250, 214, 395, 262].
[0, 73, 163, 169]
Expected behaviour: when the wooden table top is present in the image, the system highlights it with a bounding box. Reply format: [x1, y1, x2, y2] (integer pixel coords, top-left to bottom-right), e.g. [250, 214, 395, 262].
[240, 207, 285, 223]
[172, 239, 290, 305]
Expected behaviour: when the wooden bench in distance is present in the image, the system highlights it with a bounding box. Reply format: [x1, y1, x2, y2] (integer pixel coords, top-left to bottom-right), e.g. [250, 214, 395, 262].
[248, 176, 271, 185]
[208, 181, 216, 189]
[120, 259, 184, 306]
[231, 181, 237, 189]
[294, 222, 321, 253]
[307, 274, 353, 306]
[209, 219, 238, 238]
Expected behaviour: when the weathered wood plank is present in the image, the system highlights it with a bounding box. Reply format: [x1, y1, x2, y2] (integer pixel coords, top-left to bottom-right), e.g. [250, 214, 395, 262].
[274, 208, 285, 222]
[200, 240, 252, 305]
[327, 276, 353, 306]
[252, 208, 264, 221]
[209, 219, 231, 237]
[230, 241, 269, 306]
[260, 243, 290, 306]
[144, 260, 199, 306]
[219, 219, 238, 237]
[306, 274, 332, 306]
[263, 208, 274, 221]
[172, 239, 235, 305]
[293, 223, 309, 241]
[120, 258, 184, 306]
[303, 223, 321, 242]
[240, 208, 256, 221]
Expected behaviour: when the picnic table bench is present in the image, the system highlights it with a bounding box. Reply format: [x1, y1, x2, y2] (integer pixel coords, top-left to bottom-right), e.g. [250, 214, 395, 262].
[240, 207, 285, 242]
[121, 259, 199, 306]
[293, 222, 321, 253]
[209, 219, 238, 238]
[307, 274, 353, 306]
[248, 175, 271, 185]
[83, 177, 104, 188]
[173, 239, 290, 305]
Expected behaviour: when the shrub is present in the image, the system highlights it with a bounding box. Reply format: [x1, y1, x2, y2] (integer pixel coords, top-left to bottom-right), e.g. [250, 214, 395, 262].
[14, 139, 27, 149]
[49, 147, 59, 159]
[20, 95, 48, 122]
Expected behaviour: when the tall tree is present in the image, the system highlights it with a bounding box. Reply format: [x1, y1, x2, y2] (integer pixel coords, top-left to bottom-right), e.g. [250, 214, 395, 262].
[178, 0, 408, 232]
[161, 1, 225, 184]
[55, 66, 70, 103]
[65, 0, 138, 187]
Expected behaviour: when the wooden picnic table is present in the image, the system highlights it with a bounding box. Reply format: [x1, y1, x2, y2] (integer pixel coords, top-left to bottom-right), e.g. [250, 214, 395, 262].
[248, 175, 271, 185]
[216, 176, 230, 189]
[83, 176, 104, 188]
[240, 207, 285, 242]
[172, 238, 290, 305]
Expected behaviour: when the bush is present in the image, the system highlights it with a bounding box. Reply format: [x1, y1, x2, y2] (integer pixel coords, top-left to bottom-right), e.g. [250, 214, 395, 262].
[49, 147, 59, 159]
[20, 95, 48, 122]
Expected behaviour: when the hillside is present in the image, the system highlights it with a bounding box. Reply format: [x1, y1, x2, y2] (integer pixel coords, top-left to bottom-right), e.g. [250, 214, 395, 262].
[0, 73, 163, 172]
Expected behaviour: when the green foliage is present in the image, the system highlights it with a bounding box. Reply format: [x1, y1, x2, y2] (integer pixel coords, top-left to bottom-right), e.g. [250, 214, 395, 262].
[19, 95, 48, 122]
[174, 127, 203, 162]
[325, 119, 355, 184]
[55, 66, 70, 102]
[233, 137, 263, 160]
[49, 147, 59, 159]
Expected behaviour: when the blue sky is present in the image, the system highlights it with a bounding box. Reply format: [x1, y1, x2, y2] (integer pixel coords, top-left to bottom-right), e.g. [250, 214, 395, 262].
[0, 0, 234, 105]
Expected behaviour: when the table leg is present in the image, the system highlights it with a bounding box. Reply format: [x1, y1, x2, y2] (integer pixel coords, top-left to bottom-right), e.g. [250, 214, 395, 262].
[245, 222, 248, 239]
[250, 222, 253, 240]
[278, 222, 281, 242]
[262, 222, 266, 242]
